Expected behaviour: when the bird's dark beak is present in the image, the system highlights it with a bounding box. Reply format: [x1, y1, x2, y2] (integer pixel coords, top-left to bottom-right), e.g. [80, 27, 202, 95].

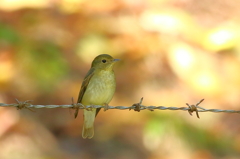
[113, 59, 120, 62]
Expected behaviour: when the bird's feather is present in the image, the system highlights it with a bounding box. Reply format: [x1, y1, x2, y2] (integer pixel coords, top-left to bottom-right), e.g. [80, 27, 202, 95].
[74, 68, 95, 118]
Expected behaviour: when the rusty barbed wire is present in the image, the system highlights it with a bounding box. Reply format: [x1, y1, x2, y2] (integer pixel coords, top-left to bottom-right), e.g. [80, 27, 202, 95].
[0, 98, 240, 119]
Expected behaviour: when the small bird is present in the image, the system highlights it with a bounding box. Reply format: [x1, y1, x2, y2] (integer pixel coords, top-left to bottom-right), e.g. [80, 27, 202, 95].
[75, 54, 119, 139]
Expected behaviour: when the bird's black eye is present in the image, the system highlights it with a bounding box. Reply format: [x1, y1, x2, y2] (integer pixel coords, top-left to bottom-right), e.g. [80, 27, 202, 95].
[102, 59, 107, 63]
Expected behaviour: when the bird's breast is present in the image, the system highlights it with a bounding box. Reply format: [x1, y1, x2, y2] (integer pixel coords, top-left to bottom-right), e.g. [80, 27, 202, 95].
[81, 70, 116, 105]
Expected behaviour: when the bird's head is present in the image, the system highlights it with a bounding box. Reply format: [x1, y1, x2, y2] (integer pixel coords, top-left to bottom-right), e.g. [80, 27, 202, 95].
[91, 54, 120, 70]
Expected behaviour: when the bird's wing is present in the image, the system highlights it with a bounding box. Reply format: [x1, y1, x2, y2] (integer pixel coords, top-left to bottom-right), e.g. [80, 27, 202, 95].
[74, 68, 95, 118]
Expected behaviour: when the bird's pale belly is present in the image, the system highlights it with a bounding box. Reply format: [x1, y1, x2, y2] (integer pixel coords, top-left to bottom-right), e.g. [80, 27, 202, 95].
[81, 70, 116, 105]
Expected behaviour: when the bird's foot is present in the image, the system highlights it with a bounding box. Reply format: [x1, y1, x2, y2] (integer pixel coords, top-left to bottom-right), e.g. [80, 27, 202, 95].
[85, 105, 94, 111]
[104, 103, 109, 111]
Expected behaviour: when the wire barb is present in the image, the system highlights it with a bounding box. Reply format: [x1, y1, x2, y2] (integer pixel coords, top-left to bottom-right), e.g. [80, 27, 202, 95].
[72, 97, 80, 119]
[186, 99, 205, 118]
[130, 97, 144, 112]
[15, 99, 34, 112]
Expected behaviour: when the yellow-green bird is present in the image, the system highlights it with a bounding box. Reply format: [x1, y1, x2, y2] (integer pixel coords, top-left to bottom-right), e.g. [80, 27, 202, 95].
[75, 54, 119, 139]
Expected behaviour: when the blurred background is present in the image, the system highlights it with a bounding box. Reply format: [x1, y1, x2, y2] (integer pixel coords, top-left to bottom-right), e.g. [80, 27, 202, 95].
[0, 0, 240, 159]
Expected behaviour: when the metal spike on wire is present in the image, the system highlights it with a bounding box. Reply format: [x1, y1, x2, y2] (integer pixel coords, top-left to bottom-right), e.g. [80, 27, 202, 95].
[0, 98, 240, 119]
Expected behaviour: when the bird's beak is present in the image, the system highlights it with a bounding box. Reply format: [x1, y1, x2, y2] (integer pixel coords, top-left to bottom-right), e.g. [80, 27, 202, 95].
[113, 59, 120, 62]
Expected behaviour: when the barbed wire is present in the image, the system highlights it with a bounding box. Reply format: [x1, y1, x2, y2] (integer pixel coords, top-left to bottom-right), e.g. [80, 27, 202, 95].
[0, 98, 240, 118]
[0, 98, 240, 119]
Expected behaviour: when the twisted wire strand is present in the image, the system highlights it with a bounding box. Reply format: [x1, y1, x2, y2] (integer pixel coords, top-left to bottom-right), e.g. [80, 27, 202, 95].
[0, 102, 239, 113]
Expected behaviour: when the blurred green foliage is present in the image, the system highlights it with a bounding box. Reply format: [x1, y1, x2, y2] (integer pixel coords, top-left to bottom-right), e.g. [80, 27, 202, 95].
[0, 23, 20, 44]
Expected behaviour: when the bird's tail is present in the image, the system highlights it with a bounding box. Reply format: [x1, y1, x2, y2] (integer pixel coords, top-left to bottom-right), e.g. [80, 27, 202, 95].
[82, 109, 96, 139]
